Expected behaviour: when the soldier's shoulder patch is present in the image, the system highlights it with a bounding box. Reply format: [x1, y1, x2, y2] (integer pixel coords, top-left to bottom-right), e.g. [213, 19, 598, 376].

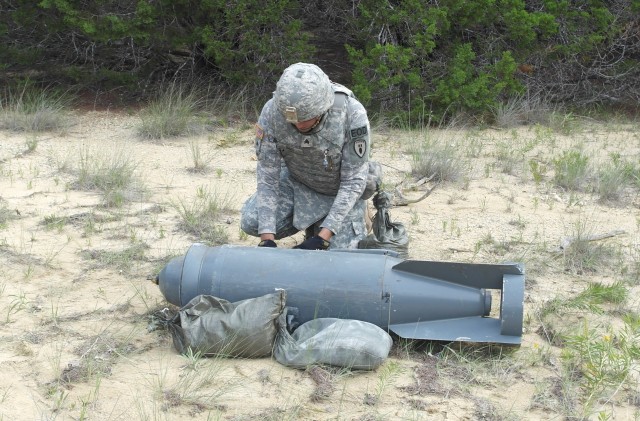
[350, 125, 368, 139]
[354, 138, 366, 158]
[255, 123, 264, 140]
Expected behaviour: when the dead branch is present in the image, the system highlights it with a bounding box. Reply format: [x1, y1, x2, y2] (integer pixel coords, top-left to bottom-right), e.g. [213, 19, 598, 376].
[393, 182, 439, 206]
[557, 229, 626, 251]
[395, 174, 435, 191]
[390, 173, 438, 206]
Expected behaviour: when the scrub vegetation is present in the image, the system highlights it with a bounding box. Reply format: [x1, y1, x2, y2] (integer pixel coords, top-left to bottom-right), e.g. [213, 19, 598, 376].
[1, 38, 640, 421]
[0, 80, 70, 132]
[2, 1, 638, 123]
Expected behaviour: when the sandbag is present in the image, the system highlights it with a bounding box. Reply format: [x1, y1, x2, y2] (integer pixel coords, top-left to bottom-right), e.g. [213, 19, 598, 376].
[358, 190, 409, 258]
[169, 291, 286, 358]
[274, 310, 393, 370]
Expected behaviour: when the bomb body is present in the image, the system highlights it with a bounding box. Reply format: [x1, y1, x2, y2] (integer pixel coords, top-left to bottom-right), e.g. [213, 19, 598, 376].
[156, 244, 524, 344]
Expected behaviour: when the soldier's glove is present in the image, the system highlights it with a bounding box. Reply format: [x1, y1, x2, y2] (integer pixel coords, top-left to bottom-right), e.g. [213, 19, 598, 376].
[293, 236, 330, 250]
[258, 239, 277, 248]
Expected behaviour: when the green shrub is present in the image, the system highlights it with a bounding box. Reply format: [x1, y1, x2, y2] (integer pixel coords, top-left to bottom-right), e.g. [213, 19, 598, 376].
[196, 0, 314, 86]
[2, 0, 638, 117]
[344, 0, 637, 123]
[561, 320, 638, 415]
[552, 150, 590, 191]
[345, 0, 550, 123]
[6, 0, 313, 93]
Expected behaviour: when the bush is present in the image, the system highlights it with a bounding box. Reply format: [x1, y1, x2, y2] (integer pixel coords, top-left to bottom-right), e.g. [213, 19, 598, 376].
[344, 0, 638, 124]
[408, 131, 468, 183]
[552, 150, 590, 191]
[2, 0, 314, 94]
[1, 0, 638, 118]
[138, 83, 201, 140]
[344, 0, 547, 123]
[0, 81, 70, 132]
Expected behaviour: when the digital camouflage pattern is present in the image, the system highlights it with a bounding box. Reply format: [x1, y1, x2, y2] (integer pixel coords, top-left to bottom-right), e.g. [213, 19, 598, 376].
[273, 63, 334, 122]
[276, 89, 351, 196]
[240, 172, 368, 250]
[240, 64, 372, 249]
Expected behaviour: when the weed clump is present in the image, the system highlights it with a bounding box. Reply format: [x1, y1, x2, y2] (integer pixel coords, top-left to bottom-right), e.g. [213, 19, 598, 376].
[552, 150, 590, 191]
[408, 132, 468, 183]
[138, 83, 201, 140]
[172, 185, 232, 246]
[0, 81, 70, 132]
[71, 145, 147, 207]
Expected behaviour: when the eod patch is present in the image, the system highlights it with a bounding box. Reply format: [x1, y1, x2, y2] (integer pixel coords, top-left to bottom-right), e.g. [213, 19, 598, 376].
[350, 126, 368, 139]
[350, 125, 368, 158]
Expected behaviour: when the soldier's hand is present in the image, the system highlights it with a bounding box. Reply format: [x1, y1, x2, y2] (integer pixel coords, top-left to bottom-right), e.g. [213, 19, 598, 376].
[258, 239, 277, 247]
[293, 236, 330, 250]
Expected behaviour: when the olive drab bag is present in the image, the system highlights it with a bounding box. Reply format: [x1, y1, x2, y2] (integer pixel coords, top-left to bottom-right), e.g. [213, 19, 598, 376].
[358, 190, 409, 259]
[165, 291, 286, 358]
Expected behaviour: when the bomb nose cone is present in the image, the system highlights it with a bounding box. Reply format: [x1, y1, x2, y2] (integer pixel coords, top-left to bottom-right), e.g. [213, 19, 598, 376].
[156, 254, 185, 306]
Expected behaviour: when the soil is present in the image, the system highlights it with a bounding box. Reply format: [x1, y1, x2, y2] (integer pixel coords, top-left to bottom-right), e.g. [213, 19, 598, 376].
[0, 110, 639, 420]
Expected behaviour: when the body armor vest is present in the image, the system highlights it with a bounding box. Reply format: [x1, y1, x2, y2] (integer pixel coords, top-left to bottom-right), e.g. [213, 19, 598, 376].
[275, 88, 350, 196]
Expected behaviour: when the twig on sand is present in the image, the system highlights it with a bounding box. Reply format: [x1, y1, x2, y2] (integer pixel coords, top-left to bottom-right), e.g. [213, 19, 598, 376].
[557, 229, 626, 251]
[392, 174, 439, 207]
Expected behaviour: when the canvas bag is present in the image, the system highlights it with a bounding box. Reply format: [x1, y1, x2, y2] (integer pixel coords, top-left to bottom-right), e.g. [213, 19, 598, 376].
[168, 291, 286, 358]
[358, 190, 409, 258]
[273, 309, 393, 370]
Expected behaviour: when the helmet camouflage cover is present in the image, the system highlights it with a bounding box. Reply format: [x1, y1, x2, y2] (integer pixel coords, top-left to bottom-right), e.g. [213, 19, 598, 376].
[274, 63, 334, 123]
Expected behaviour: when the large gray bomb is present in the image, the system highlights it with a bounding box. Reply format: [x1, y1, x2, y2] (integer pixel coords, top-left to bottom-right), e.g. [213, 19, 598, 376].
[155, 244, 525, 345]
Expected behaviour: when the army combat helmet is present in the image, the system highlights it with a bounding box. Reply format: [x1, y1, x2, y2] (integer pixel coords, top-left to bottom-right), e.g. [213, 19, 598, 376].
[274, 63, 334, 123]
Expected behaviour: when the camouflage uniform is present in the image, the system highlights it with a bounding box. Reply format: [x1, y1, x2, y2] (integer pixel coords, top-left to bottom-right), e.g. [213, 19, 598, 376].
[240, 63, 371, 249]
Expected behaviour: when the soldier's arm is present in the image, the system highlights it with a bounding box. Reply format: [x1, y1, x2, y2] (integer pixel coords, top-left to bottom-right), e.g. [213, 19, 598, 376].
[319, 98, 370, 238]
[255, 100, 281, 237]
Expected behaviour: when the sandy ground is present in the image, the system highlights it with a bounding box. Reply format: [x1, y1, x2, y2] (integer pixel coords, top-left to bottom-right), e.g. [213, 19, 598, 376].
[0, 110, 639, 420]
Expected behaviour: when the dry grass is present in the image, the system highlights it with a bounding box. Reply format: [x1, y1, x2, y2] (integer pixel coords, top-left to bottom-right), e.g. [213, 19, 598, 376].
[0, 108, 639, 420]
[0, 80, 71, 132]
